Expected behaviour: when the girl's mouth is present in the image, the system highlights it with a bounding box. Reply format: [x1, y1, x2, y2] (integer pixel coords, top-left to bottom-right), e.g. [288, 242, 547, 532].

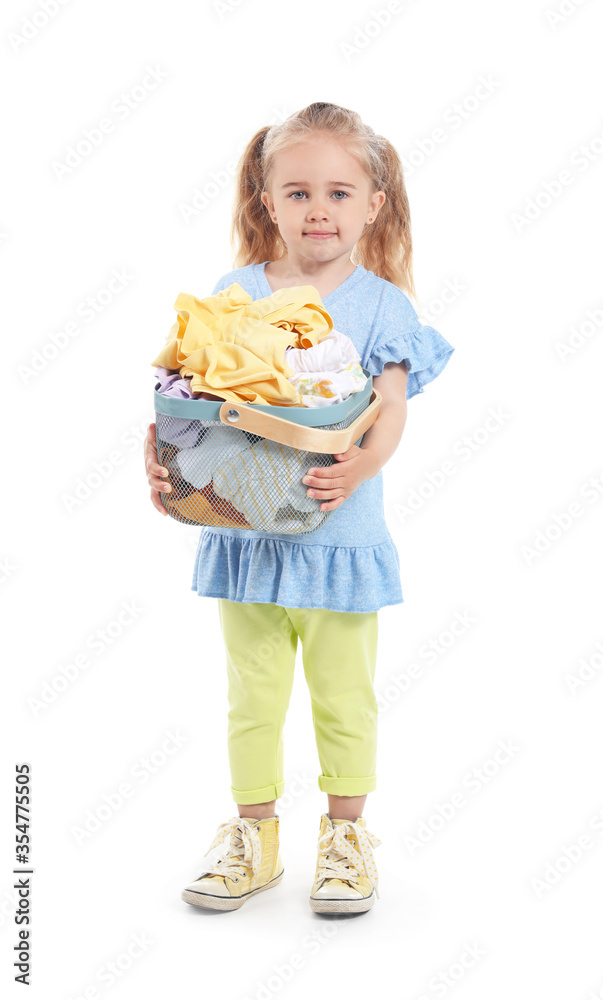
[304, 233, 335, 239]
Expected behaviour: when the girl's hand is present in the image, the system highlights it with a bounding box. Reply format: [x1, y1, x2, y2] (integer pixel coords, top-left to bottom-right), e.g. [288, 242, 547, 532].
[302, 444, 375, 512]
[144, 422, 171, 516]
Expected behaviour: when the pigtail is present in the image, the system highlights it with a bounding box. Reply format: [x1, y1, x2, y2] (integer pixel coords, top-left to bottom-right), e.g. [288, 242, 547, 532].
[231, 126, 285, 268]
[352, 137, 417, 304]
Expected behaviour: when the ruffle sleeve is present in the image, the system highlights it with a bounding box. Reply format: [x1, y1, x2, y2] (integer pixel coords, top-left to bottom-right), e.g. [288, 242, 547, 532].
[364, 286, 455, 399]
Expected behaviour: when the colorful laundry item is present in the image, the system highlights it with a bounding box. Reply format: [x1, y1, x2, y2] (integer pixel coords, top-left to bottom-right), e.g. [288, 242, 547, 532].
[153, 369, 205, 453]
[175, 425, 254, 492]
[163, 486, 251, 528]
[154, 365, 196, 398]
[288, 361, 368, 408]
[284, 328, 361, 375]
[151, 282, 334, 406]
[211, 437, 324, 533]
[156, 414, 207, 449]
[199, 481, 252, 527]
[283, 327, 368, 406]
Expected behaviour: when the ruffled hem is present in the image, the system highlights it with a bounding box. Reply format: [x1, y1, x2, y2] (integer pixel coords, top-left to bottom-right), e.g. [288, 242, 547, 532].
[191, 531, 403, 614]
[366, 323, 455, 399]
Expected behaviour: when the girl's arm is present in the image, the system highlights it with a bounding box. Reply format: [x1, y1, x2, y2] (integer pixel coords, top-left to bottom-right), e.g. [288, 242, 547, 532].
[358, 361, 408, 477]
[302, 361, 408, 512]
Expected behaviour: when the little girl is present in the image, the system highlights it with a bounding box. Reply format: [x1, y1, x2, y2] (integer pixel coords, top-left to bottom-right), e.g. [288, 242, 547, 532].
[144, 101, 454, 915]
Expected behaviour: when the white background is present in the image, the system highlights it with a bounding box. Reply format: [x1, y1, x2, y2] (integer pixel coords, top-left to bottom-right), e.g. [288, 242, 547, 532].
[3, 0, 603, 997]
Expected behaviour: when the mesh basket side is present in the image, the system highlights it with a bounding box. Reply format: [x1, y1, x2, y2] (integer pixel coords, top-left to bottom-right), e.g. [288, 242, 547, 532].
[155, 396, 369, 534]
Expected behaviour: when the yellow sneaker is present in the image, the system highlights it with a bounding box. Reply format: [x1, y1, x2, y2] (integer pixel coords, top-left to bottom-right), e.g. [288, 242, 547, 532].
[182, 815, 284, 911]
[309, 813, 381, 913]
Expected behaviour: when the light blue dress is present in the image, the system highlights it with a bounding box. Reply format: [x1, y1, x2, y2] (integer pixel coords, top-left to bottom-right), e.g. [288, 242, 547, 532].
[190, 261, 454, 614]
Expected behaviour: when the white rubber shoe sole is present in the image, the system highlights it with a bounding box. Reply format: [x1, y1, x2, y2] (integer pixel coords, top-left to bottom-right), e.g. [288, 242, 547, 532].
[181, 868, 285, 911]
[309, 889, 376, 913]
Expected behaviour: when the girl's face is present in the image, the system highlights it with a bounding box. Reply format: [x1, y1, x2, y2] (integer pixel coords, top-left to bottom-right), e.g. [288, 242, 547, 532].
[261, 135, 385, 264]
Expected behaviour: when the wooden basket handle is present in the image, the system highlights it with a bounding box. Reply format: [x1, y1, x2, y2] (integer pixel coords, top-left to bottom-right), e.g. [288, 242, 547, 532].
[218, 388, 382, 454]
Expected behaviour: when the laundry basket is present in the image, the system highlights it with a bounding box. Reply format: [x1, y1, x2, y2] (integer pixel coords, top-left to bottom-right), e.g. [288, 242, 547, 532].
[154, 369, 382, 534]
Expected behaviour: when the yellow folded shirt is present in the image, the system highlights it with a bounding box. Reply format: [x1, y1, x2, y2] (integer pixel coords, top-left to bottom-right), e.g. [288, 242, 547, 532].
[151, 282, 334, 406]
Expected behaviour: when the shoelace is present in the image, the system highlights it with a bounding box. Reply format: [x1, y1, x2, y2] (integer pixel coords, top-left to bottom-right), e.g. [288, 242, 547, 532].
[195, 817, 262, 882]
[317, 820, 382, 899]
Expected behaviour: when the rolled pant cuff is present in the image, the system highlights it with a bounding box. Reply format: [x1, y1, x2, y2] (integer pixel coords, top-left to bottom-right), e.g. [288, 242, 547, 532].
[232, 780, 286, 805]
[318, 775, 377, 795]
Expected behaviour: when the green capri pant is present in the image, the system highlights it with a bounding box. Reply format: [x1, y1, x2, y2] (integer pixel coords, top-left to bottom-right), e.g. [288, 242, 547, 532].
[217, 599, 379, 805]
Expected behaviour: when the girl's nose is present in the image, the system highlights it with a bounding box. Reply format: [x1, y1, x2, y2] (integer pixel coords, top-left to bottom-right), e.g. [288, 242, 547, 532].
[307, 203, 329, 220]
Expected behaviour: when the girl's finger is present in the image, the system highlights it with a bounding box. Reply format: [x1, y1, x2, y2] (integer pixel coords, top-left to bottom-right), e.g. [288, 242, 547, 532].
[150, 488, 169, 515]
[308, 487, 346, 500]
[149, 473, 172, 492]
[303, 470, 345, 485]
[320, 496, 345, 511]
[144, 424, 157, 451]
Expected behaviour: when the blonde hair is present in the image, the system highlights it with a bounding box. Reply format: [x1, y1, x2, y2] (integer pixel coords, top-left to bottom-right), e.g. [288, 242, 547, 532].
[229, 101, 417, 302]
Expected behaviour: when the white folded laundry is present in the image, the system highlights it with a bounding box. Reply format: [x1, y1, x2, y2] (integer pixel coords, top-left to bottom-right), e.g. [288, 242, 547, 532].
[284, 328, 361, 375]
[284, 329, 367, 407]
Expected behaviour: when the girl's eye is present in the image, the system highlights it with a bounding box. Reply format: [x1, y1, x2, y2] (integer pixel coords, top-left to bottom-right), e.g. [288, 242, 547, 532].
[288, 191, 349, 200]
